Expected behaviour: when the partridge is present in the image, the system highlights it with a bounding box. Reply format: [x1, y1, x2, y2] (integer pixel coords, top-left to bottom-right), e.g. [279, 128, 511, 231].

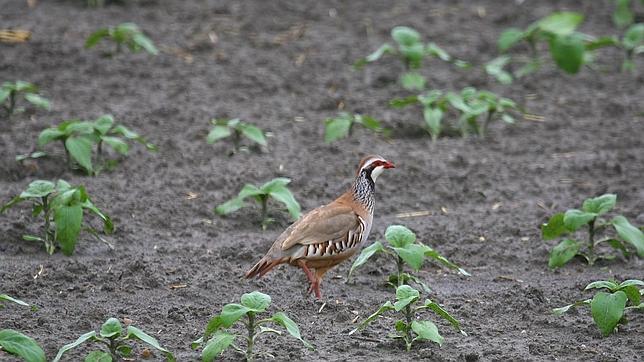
[245, 155, 395, 298]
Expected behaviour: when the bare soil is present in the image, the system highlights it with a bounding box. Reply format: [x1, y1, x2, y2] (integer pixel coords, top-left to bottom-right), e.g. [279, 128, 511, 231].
[1, 0, 643, 361]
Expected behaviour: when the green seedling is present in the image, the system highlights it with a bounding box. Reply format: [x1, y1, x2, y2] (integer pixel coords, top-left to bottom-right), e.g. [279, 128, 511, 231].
[53, 317, 174, 362]
[497, 11, 602, 78]
[356, 26, 468, 91]
[391, 87, 519, 140]
[350, 284, 463, 351]
[215, 178, 301, 228]
[542, 194, 644, 268]
[192, 291, 312, 362]
[38, 114, 156, 175]
[348, 225, 469, 293]
[0, 295, 46, 362]
[554, 279, 644, 337]
[587, 23, 644, 71]
[207, 118, 267, 153]
[612, 0, 644, 28]
[85, 23, 158, 55]
[0, 81, 50, 116]
[1, 179, 113, 255]
[324, 112, 386, 143]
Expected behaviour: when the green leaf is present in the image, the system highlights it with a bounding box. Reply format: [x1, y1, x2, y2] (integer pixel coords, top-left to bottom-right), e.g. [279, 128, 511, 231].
[426, 42, 450, 61]
[423, 106, 443, 140]
[267, 185, 301, 220]
[1, 196, 25, 214]
[0, 329, 46, 362]
[549, 33, 585, 74]
[85, 28, 110, 48]
[201, 332, 235, 362]
[349, 301, 394, 334]
[132, 33, 158, 55]
[54, 204, 83, 256]
[347, 241, 385, 279]
[613, 0, 634, 28]
[206, 125, 232, 144]
[618, 279, 644, 289]
[101, 136, 129, 155]
[585, 280, 619, 292]
[100, 318, 122, 338]
[82, 200, 114, 234]
[548, 239, 580, 268]
[623, 23, 644, 50]
[399, 43, 424, 68]
[391, 26, 421, 46]
[586, 36, 620, 51]
[38, 128, 66, 147]
[552, 299, 591, 315]
[21, 180, 56, 198]
[239, 123, 267, 146]
[498, 28, 525, 51]
[23, 93, 50, 110]
[269, 312, 313, 349]
[219, 304, 250, 327]
[0, 88, 10, 104]
[354, 114, 382, 131]
[125, 326, 174, 361]
[590, 291, 627, 337]
[612, 215, 644, 257]
[0, 294, 29, 306]
[363, 43, 395, 63]
[85, 350, 112, 362]
[537, 12, 584, 36]
[563, 209, 596, 231]
[66, 136, 94, 173]
[421, 244, 470, 276]
[485, 55, 513, 84]
[411, 320, 443, 345]
[394, 285, 420, 311]
[400, 72, 425, 91]
[390, 96, 419, 109]
[53, 331, 97, 362]
[420, 299, 461, 331]
[93, 115, 114, 135]
[542, 212, 567, 240]
[14, 81, 37, 93]
[260, 178, 291, 193]
[392, 244, 427, 271]
[622, 285, 641, 306]
[240, 291, 271, 312]
[324, 116, 352, 143]
[385, 225, 416, 248]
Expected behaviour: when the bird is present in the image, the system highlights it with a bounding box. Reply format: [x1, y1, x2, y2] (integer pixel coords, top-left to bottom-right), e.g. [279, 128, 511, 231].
[245, 155, 395, 299]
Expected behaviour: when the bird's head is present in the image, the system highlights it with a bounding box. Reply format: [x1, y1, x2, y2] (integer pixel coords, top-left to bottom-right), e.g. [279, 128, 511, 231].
[357, 155, 395, 182]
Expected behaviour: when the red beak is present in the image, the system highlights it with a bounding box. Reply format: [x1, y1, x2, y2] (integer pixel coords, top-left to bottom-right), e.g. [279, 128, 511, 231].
[383, 160, 395, 169]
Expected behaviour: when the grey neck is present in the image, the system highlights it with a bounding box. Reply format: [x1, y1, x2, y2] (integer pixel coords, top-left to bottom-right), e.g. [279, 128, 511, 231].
[352, 170, 375, 213]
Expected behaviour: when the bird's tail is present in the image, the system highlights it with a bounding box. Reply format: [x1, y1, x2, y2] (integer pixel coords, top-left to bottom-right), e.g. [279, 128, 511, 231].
[245, 255, 284, 279]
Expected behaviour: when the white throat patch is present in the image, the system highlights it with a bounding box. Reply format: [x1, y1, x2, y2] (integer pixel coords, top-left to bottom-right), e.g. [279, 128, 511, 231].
[371, 165, 385, 181]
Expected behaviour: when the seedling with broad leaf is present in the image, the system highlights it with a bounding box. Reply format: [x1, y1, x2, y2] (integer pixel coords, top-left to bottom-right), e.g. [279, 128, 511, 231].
[355, 26, 468, 91]
[53, 317, 174, 361]
[207, 118, 267, 153]
[391, 87, 520, 140]
[192, 291, 313, 362]
[349, 284, 464, 351]
[1, 179, 113, 255]
[0, 294, 46, 362]
[215, 178, 300, 228]
[0, 81, 50, 116]
[85, 23, 158, 55]
[542, 194, 644, 268]
[37, 114, 156, 175]
[553, 279, 644, 337]
[496, 11, 602, 78]
[324, 112, 387, 143]
[348, 225, 469, 293]
[586, 23, 644, 71]
[612, 0, 644, 28]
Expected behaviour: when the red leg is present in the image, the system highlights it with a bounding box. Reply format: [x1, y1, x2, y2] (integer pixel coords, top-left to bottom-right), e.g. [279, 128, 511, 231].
[297, 260, 320, 298]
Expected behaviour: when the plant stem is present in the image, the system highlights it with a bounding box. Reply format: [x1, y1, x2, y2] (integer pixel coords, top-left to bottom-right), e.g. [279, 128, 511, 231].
[397, 256, 404, 287]
[108, 338, 119, 361]
[587, 218, 596, 264]
[246, 312, 256, 362]
[42, 196, 54, 254]
[8, 91, 16, 115]
[482, 111, 494, 137]
[260, 196, 268, 223]
[62, 139, 71, 166]
[404, 305, 413, 351]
